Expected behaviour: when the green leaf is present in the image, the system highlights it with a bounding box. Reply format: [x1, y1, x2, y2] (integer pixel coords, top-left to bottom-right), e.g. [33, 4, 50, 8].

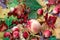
[7, 0, 19, 8]
[28, 11, 37, 19]
[25, 0, 42, 11]
[4, 17, 10, 27]
[6, 29, 11, 33]
[25, 0, 42, 19]
[3, 37, 10, 40]
[4, 15, 17, 28]
[49, 36, 57, 40]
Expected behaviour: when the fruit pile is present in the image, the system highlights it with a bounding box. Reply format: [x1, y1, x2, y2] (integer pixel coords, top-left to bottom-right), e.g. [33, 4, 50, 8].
[0, 0, 60, 40]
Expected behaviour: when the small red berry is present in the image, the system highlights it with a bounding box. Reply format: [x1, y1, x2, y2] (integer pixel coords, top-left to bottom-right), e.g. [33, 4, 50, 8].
[13, 31, 19, 38]
[4, 32, 11, 38]
[43, 30, 51, 38]
[23, 31, 29, 39]
[12, 21, 18, 25]
[37, 9, 43, 15]
[8, 12, 13, 16]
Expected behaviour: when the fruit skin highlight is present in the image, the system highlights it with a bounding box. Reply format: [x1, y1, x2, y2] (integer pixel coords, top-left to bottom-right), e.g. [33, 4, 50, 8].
[26, 19, 42, 34]
[12, 27, 19, 32]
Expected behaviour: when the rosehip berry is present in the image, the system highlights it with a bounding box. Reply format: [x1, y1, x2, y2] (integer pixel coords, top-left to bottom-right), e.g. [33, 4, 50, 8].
[37, 9, 43, 15]
[43, 30, 52, 38]
[23, 31, 29, 39]
[13, 31, 19, 38]
[4, 32, 11, 38]
[8, 12, 13, 16]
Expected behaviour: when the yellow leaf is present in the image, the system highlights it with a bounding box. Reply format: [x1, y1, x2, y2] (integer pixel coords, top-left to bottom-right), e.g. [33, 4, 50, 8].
[0, 32, 4, 38]
[0, 8, 10, 18]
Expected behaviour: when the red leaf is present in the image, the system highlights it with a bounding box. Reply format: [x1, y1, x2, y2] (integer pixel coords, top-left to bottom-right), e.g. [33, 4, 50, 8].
[0, 23, 8, 31]
[44, 13, 57, 29]
[44, 13, 48, 22]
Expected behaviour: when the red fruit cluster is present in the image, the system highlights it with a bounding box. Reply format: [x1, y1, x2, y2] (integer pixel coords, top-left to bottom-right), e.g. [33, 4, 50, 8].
[8, 4, 26, 17]
[44, 13, 57, 29]
[8, 4, 29, 24]
[4, 27, 20, 39]
[23, 31, 29, 39]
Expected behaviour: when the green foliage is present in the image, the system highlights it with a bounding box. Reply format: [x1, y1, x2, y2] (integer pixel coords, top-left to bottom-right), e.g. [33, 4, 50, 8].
[3, 37, 10, 40]
[49, 36, 57, 40]
[25, 0, 42, 11]
[25, 0, 42, 19]
[4, 15, 17, 28]
[28, 11, 37, 19]
[7, 0, 19, 8]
